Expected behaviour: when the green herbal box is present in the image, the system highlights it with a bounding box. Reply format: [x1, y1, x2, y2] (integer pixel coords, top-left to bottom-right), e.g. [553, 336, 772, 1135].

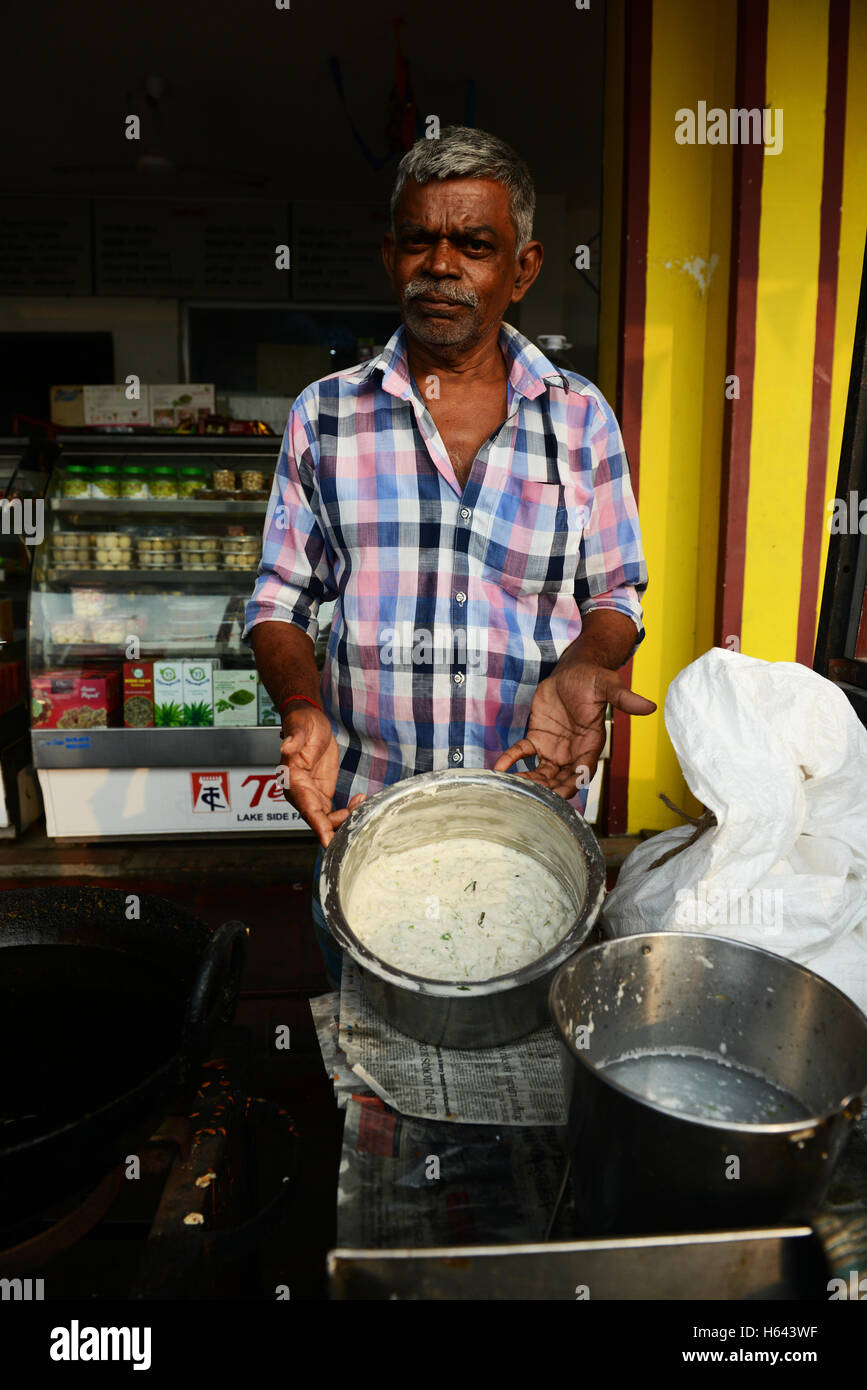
[213, 669, 258, 727]
[182, 660, 216, 727]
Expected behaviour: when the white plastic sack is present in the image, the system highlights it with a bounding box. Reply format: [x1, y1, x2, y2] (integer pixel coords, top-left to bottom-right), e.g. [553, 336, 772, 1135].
[602, 648, 867, 1014]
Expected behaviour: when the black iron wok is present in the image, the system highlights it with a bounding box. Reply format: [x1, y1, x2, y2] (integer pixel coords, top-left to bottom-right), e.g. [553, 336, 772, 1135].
[0, 885, 247, 1231]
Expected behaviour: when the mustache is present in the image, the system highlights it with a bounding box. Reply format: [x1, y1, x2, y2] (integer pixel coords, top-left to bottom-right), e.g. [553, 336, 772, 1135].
[404, 278, 479, 307]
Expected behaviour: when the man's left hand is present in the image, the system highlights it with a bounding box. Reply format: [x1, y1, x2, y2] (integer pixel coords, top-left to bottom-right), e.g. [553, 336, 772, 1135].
[493, 661, 656, 798]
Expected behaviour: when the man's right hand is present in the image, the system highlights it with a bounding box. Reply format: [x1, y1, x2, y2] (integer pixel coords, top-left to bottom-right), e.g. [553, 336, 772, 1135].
[279, 701, 364, 847]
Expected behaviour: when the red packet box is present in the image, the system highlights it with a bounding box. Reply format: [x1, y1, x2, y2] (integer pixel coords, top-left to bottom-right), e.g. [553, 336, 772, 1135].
[31, 668, 121, 729]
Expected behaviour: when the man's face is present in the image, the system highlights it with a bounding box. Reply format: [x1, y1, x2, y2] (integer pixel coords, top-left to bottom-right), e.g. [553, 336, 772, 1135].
[382, 177, 542, 353]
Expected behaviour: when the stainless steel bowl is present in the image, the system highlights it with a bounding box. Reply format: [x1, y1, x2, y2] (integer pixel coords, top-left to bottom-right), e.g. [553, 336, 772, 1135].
[320, 768, 606, 1048]
[550, 932, 867, 1235]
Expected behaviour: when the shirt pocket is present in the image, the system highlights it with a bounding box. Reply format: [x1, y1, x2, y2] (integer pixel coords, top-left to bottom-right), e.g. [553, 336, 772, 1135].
[468, 477, 589, 598]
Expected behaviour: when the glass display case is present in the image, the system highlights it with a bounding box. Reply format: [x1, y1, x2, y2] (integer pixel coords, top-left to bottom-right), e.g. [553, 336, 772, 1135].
[1, 439, 46, 837]
[29, 437, 320, 839]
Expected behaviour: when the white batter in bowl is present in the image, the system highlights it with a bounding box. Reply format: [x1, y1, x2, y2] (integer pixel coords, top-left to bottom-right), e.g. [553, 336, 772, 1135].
[344, 836, 576, 981]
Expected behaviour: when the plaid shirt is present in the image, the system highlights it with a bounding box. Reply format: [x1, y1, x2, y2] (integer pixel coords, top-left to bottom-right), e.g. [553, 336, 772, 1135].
[245, 321, 647, 809]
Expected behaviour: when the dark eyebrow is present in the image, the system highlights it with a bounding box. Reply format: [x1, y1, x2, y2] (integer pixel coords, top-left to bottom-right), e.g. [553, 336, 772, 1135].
[397, 222, 498, 241]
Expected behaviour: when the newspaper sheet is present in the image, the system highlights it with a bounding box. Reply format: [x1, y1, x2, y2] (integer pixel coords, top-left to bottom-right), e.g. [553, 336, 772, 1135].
[336, 1095, 574, 1247]
[335, 958, 567, 1126]
[308, 989, 373, 1109]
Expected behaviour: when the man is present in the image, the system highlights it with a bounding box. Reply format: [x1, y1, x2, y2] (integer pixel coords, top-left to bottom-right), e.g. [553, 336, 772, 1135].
[246, 126, 653, 983]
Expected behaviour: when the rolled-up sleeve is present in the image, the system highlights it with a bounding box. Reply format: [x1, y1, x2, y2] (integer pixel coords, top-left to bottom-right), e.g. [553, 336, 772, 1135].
[243, 395, 336, 645]
[574, 390, 648, 651]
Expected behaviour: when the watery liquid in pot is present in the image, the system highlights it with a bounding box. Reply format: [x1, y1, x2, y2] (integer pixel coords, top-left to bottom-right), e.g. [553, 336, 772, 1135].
[598, 1048, 812, 1125]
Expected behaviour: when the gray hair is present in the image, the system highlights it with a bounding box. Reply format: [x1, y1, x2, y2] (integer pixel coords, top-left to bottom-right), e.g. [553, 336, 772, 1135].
[389, 125, 535, 254]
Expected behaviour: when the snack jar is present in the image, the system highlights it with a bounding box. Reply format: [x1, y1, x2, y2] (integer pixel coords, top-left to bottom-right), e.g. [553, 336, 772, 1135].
[149, 466, 178, 500]
[91, 465, 122, 500]
[62, 465, 93, 499]
[213, 468, 237, 494]
[121, 466, 149, 500]
[178, 466, 207, 499]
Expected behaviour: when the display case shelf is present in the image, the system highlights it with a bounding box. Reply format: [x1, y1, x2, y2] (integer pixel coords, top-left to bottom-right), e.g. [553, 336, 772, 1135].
[42, 569, 254, 586]
[36, 641, 245, 660]
[52, 498, 268, 518]
[32, 725, 282, 768]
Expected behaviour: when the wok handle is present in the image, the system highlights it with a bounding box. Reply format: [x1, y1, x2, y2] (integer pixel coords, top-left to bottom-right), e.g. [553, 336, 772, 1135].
[182, 919, 248, 1059]
[206, 1098, 300, 1257]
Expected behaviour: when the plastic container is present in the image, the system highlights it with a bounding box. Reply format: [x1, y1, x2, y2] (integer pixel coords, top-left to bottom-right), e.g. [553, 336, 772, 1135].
[71, 590, 110, 618]
[62, 466, 92, 499]
[179, 535, 219, 556]
[50, 617, 90, 644]
[51, 532, 92, 567]
[240, 469, 265, 492]
[178, 466, 207, 499]
[222, 534, 259, 550]
[222, 533, 260, 571]
[137, 535, 178, 569]
[53, 530, 91, 551]
[91, 466, 122, 500]
[213, 468, 236, 493]
[149, 466, 178, 500]
[92, 535, 133, 569]
[121, 467, 149, 500]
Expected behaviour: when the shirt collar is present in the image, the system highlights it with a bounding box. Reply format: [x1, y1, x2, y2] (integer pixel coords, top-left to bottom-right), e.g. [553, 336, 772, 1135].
[346, 321, 566, 402]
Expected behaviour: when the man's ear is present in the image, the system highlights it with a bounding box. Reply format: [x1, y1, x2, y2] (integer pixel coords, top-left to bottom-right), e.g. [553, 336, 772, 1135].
[381, 234, 396, 289]
[511, 241, 544, 303]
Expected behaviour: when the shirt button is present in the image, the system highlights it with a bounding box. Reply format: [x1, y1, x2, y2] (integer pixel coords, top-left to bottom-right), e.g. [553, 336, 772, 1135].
[455, 591, 467, 605]
[460, 507, 471, 520]
[451, 749, 463, 763]
[454, 672, 465, 685]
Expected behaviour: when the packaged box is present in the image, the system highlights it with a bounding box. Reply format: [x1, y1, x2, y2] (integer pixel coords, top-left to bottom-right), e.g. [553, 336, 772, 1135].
[214, 669, 258, 727]
[84, 385, 150, 427]
[30, 668, 121, 729]
[150, 384, 215, 429]
[153, 661, 184, 727]
[51, 383, 151, 428]
[257, 680, 279, 727]
[182, 659, 215, 727]
[49, 386, 85, 428]
[123, 661, 154, 727]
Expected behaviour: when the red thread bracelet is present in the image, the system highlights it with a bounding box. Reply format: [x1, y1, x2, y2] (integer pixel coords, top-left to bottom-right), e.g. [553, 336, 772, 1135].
[279, 694, 321, 717]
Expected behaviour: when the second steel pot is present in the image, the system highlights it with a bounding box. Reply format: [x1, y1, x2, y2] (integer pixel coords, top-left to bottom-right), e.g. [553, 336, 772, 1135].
[550, 932, 867, 1236]
[320, 768, 606, 1049]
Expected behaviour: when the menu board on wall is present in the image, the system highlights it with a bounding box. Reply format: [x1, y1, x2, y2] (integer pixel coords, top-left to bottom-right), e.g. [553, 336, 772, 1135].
[0, 198, 392, 304]
[292, 202, 390, 302]
[93, 201, 291, 299]
[0, 200, 92, 295]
